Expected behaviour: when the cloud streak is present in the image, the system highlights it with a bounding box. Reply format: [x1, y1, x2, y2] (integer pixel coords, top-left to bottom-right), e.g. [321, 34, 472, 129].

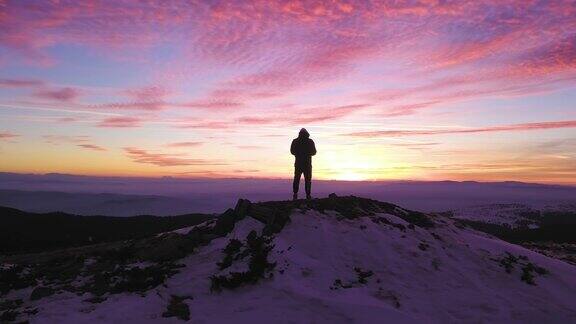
[33, 87, 81, 102]
[0, 78, 44, 88]
[345, 120, 576, 138]
[42, 135, 106, 152]
[124, 147, 226, 167]
[166, 142, 203, 148]
[0, 131, 19, 140]
[97, 116, 142, 128]
[77, 144, 106, 151]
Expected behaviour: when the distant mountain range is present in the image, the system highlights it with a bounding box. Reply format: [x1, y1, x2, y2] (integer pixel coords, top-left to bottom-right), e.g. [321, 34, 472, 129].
[1, 172, 575, 215]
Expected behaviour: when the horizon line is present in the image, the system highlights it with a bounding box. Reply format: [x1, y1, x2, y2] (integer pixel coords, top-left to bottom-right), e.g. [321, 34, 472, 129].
[1, 171, 574, 188]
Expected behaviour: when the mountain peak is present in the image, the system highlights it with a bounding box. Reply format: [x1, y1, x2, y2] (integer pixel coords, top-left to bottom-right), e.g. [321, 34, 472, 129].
[1, 195, 575, 323]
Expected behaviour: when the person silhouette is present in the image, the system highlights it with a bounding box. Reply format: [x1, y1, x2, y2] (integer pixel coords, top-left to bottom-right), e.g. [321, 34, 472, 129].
[290, 128, 316, 200]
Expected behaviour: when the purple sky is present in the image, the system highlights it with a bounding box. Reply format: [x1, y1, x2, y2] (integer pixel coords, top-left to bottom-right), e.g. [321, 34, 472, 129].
[0, 1, 575, 184]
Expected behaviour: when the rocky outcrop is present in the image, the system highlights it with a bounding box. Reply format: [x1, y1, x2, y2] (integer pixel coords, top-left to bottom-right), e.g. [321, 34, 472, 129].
[0, 194, 440, 323]
[30, 287, 54, 301]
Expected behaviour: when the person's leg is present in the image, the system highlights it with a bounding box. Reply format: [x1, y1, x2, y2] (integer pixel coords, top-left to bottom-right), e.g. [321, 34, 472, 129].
[304, 166, 312, 199]
[293, 166, 303, 199]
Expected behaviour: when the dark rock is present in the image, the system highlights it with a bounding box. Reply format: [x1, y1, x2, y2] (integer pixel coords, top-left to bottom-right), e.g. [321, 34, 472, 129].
[431, 232, 442, 241]
[24, 307, 39, 315]
[392, 223, 406, 231]
[264, 213, 291, 235]
[0, 265, 36, 295]
[354, 267, 374, 284]
[137, 234, 194, 262]
[0, 310, 18, 322]
[213, 209, 238, 235]
[330, 279, 353, 289]
[162, 295, 191, 321]
[234, 199, 252, 220]
[418, 242, 430, 251]
[401, 211, 435, 228]
[304, 195, 435, 228]
[217, 239, 243, 270]
[199, 233, 220, 244]
[186, 228, 203, 242]
[30, 286, 55, 301]
[83, 263, 180, 296]
[0, 298, 23, 312]
[249, 205, 276, 224]
[328, 193, 338, 198]
[84, 296, 107, 304]
[210, 230, 276, 292]
[38, 255, 85, 284]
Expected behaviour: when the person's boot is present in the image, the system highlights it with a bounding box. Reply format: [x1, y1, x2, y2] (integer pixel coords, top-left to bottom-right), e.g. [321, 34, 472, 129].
[293, 193, 298, 201]
[306, 194, 312, 200]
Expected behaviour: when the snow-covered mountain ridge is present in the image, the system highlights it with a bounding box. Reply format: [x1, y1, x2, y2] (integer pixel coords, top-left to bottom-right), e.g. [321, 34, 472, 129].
[1, 195, 575, 323]
[448, 202, 576, 228]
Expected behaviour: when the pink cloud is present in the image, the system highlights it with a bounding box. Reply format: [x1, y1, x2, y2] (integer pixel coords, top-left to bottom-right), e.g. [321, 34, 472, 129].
[236, 145, 262, 150]
[506, 35, 576, 77]
[42, 134, 107, 151]
[290, 104, 370, 124]
[97, 116, 142, 128]
[177, 102, 370, 131]
[1, 1, 573, 122]
[124, 147, 225, 167]
[392, 142, 441, 150]
[236, 117, 276, 125]
[178, 101, 244, 110]
[42, 135, 91, 144]
[33, 87, 81, 102]
[0, 2, 187, 65]
[0, 131, 19, 140]
[123, 86, 171, 101]
[179, 121, 234, 129]
[379, 101, 443, 117]
[57, 117, 78, 123]
[91, 99, 242, 112]
[234, 103, 370, 126]
[345, 120, 576, 138]
[0, 78, 44, 88]
[214, 43, 377, 102]
[77, 144, 106, 151]
[166, 142, 203, 148]
[93, 102, 167, 111]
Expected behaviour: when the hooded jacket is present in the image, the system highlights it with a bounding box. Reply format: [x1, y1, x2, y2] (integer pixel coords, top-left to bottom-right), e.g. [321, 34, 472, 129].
[290, 128, 317, 167]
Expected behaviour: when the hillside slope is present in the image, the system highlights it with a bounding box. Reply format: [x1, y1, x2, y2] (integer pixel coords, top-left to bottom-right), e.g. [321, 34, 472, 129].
[0, 206, 215, 254]
[1, 195, 575, 323]
[447, 203, 576, 265]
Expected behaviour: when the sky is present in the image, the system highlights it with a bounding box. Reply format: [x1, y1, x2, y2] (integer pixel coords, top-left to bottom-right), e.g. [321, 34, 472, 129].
[0, 0, 575, 184]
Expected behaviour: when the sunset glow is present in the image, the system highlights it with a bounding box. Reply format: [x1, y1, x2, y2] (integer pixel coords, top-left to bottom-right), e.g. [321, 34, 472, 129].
[0, 0, 575, 184]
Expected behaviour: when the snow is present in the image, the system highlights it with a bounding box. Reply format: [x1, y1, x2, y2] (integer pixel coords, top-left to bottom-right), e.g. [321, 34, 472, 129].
[7, 206, 576, 323]
[449, 202, 576, 228]
[161, 219, 217, 236]
[449, 203, 538, 227]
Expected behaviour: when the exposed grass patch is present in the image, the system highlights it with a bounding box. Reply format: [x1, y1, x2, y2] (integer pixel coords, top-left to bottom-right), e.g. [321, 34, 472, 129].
[82, 263, 181, 296]
[355, 267, 374, 284]
[210, 231, 276, 292]
[0, 265, 36, 295]
[216, 239, 243, 270]
[330, 267, 374, 290]
[418, 242, 430, 251]
[494, 252, 548, 285]
[162, 295, 192, 321]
